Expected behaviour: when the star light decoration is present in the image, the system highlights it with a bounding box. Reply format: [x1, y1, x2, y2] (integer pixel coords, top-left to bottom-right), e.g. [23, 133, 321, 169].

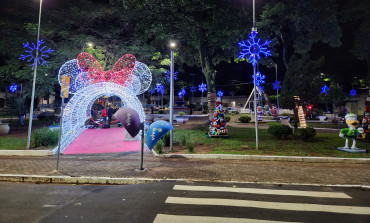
[198, 83, 207, 93]
[9, 83, 17, 93]
[273, 80, 281, 90]
[350, 89, 356, 97]
[321, 85, 329, 95]
[217, 91, 224, 97]
[164, 70, 178, 83]
[20, 39, 54, 69]
[190, 85, 197, 93]
[252, 72, 265, 86]
[238, 31, 271, 66]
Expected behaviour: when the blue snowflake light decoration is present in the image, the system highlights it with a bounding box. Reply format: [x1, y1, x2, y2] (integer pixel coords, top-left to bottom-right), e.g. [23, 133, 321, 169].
[350, 89, 356, 97]
[155, 83, 164, 93]
[149, 88, 155, 95]
[198, 83, 207, 93]
[252, 72, 266, 86]
[321, 85, 329, 95]
[180, 88, 186, 96]
[217, 91, 224, 97]
[273, 80, 281, 90]
[238, 31, 271, 66]
[20, 39, 54, 69]
[164, 70, 178, 83]
[9, 83, 17, 93]
[258, 85, 265, 93]
[229, 91, 235, 97]
[190, 85, 196, 93]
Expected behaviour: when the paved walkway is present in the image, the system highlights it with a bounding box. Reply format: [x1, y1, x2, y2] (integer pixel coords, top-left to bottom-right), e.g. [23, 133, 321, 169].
[1, 152, 369, 185]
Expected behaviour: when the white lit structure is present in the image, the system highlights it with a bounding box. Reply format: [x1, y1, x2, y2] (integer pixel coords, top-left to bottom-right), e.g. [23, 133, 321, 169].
[53, 59, 151, 154]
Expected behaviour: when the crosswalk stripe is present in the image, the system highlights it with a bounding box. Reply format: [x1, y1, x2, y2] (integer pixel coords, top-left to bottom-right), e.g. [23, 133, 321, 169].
[173, 185, 351, 199]
[165, 197, 370, 215]
[153, 214, 302, 223]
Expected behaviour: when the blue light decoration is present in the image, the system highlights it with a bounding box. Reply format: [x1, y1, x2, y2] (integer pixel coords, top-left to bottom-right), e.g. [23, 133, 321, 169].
[9, 83, 18, 93]
[321, 85, 329, 95]
[164, 70, 178, 83]
[190, 85, 197, 93]
[180, 88, 186, 96]
[273, 80, 281, 90]
[229, 91, 235, 97]
[217, 90, 224, 97]
[155, 83, 163, 93]
[178, 88, 186, 99]
[198, 83, 207, 93]
[238, 31, 272, 66]
[258, 85, 265, 93]
[350, 89, 356, 97]
[149, 88, 155, 95]
[252, 72, 265, 86]
[20, 39, 54, 69]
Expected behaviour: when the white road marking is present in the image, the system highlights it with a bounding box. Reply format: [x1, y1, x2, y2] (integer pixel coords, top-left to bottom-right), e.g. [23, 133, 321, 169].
[165, 197, 370, 215]
[173, 185, 351, 199]
[153, 214, 302, 223]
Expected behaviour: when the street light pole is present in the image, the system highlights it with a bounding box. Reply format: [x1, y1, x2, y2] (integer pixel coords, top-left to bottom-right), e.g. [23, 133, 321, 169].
[169, 42, 176, 151]
[27, 0, 43, 149]
[252, 0, 258, 150]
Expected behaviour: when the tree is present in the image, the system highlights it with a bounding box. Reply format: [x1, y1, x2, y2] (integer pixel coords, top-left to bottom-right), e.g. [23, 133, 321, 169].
[119, 0, 250, 115]
[259, 0, 342, 115]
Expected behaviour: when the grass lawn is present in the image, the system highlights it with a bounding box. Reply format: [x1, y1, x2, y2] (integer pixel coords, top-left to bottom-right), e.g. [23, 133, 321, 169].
[0, 136, 27, 150]
[172, 126, 369, 158]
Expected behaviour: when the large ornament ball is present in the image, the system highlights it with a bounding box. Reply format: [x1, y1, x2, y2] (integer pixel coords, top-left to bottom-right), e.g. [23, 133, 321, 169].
[132, 61, 152, 94]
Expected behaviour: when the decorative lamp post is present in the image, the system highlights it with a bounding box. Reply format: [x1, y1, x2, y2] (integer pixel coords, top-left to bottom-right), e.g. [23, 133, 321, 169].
[190, 85, 196, 103]
[169, 41, 176, 151]
[155, 83, 163, 109]
[198, 83, 207, 113]
[19, 0, 54, 149]
[238, 0, 271, 150]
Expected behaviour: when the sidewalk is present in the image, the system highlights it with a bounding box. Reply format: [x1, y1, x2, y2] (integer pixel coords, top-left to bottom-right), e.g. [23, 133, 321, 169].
[0, 151, 369, 186]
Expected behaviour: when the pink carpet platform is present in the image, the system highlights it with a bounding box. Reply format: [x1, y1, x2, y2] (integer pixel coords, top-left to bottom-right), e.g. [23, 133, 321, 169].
[64, 128, 141, 155]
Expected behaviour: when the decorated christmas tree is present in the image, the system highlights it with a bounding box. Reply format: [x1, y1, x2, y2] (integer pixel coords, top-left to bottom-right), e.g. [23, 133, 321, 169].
[209, 97, 228, 136]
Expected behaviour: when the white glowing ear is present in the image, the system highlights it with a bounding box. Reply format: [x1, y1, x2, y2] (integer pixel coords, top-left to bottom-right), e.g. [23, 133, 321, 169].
[58, 59, 83, 94]
[130, 61, 152, 95]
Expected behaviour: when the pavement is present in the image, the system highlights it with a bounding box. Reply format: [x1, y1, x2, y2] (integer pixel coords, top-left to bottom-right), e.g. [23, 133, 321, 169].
[1, 151, 370, 186]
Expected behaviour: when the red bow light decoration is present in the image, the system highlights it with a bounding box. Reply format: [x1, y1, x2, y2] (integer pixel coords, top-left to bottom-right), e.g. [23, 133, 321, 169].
[77, 52, 136, 86]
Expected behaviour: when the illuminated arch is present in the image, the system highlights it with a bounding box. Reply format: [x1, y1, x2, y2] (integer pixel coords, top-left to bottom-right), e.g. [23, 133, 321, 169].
[52, 82, 145, 154]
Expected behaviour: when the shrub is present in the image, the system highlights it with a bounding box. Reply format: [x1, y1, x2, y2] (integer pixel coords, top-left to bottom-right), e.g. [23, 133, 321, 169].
[31, 127, 59, 148]
[155, 140, 164, 154]
[267, 124, 293, 139]
[162, 132, 170, 147]
[186, 141, 194, 153]
[297, 127, 316, 140]
[178, 111, 186, 116]
[225, 116, 231, 122]
[238, 116, 251, 123]
[180, 135, 187, 146]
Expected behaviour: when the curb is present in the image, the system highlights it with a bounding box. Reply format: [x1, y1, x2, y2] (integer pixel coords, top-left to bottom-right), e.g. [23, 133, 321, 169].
[0, 174, 160, 185]
[153, 151, 370, 164]
[1, 174, 369, 188]
[0, 150, 52, 156]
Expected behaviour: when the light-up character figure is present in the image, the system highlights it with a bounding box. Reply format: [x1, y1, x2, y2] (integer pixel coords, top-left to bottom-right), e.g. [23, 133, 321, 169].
[339, 113, 363, 149]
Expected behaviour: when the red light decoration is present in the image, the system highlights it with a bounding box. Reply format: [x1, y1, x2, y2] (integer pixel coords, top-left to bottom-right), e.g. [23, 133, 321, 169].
[77, 52, 136, 86]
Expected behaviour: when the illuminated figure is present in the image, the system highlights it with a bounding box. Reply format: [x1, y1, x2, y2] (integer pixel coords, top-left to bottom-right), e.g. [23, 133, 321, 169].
[338, 113, 365, 152]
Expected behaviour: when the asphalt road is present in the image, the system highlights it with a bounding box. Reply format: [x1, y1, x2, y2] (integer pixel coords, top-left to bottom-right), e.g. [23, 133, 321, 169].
[1, 181, 369, 223]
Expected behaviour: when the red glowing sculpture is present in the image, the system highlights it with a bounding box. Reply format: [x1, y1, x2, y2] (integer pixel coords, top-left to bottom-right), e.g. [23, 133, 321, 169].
[77, 52, 136, 86]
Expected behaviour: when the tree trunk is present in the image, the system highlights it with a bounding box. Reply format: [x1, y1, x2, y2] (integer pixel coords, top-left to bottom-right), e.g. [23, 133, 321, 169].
[199, 37, 216, 119]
